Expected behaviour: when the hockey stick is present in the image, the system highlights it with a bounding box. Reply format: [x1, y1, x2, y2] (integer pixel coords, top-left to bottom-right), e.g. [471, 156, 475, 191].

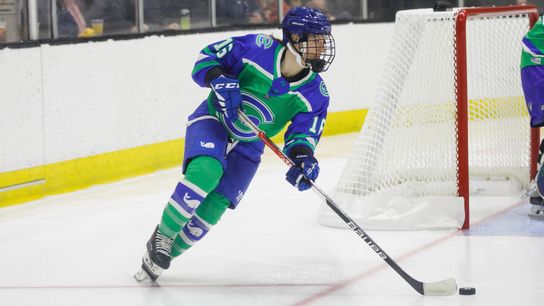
[237, 110, 457, 296]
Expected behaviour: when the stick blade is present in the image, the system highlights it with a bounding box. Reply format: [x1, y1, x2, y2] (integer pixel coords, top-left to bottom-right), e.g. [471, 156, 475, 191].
[423, 278, 457, 296]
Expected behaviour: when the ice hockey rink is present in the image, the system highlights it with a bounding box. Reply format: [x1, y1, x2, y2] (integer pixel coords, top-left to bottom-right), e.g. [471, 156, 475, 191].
[0, 133, 543, 306]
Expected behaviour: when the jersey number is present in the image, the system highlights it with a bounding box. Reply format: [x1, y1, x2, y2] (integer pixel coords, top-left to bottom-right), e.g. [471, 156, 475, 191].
[309, 116, 325, 135]
[214, 38, 234, 58]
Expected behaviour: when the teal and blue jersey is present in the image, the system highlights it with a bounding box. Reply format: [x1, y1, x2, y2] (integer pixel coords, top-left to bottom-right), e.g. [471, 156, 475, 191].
[521, 15, 544, 127]
[521, 15, 544, 69]
[191, 33, 330, 156]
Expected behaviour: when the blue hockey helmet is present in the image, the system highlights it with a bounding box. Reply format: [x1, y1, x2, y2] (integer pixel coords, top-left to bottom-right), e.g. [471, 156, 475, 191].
[282, 6, 331, 42]
[281, 6, 335, 72]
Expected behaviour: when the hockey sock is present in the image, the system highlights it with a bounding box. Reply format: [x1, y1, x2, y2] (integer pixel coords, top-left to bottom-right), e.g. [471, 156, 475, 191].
[184, 156, 224, 192]
[158, 156, 223, 239]
[171, 191, 230, 258]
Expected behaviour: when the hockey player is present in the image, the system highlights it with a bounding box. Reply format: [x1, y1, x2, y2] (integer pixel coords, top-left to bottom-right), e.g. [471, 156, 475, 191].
[134, 6, 336, 281]
[521, 14, 544, 217]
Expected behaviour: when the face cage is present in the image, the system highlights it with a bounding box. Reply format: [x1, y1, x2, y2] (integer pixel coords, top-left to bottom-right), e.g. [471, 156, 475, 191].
[292, 34, 336, 73]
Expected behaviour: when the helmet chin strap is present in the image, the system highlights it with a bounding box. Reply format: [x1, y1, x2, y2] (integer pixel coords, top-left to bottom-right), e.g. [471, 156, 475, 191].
[287, 42, 307, 69]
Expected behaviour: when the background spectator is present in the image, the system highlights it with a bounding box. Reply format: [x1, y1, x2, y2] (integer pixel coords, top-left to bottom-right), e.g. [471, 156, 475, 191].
[57, 0, 92, 37]
[216, 0, 259, 26]
[284, 0, 302, 11]
[302, 0, 351, 21]
[84, 0, 134, 35]
[0, 20, 6, 42]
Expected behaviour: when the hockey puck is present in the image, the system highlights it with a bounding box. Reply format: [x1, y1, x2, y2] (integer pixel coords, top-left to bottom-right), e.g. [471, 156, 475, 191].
[459, 287, 476, 295]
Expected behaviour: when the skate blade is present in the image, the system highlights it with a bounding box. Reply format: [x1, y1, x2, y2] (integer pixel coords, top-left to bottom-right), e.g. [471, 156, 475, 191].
[134, 268, 153, 282]
[529, 209, 544, 218]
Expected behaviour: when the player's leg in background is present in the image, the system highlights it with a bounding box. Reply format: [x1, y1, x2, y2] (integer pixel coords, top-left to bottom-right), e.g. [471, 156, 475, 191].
[171, 140, 265, 259]
[522, 65, 544, 217]
[531, 138, 544, 217]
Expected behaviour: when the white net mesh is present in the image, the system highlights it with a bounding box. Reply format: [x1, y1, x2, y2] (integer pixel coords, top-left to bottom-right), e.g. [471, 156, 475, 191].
[321, 8, 533, 230]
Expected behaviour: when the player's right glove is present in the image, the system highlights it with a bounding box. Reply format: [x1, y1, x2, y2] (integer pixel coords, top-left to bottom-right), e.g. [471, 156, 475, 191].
[285, 148, 320, 192]
[210, 75, 243, 121]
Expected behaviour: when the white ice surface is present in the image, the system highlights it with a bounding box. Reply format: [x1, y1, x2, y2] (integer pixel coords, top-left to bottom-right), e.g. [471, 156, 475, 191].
[0, 134, 543, 306]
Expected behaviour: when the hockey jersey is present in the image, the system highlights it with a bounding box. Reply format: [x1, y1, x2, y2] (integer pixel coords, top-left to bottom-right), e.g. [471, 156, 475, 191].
[521, 15, 544, 69]
[191, 34, 330, 155]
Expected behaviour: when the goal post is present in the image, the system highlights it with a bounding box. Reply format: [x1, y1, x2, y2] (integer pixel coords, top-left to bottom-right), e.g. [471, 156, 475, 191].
[455, 6, 540, 228]
[322, 5, 540, 230]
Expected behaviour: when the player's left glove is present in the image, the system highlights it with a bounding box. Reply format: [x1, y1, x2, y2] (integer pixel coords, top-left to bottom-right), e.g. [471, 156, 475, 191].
[286, 148, 320, 192]
[210, 75, 243, 121]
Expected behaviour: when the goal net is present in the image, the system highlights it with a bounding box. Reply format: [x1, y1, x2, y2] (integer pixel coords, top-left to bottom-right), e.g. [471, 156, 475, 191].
[320, 6, 540, 230]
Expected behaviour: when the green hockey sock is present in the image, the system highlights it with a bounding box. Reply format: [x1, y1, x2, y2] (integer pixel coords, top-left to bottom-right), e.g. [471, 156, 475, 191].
[158, 156, 223, 238]
[184, 156, 224, 193]
[171, 191, 230, 258]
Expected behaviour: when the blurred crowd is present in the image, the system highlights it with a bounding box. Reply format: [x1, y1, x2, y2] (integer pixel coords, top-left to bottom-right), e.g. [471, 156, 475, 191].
[0, 0, 542, 42]
[28, 0, 356, 39]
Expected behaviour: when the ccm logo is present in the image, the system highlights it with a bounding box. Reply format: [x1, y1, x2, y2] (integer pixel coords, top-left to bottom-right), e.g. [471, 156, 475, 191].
[213, 83, 239, 89]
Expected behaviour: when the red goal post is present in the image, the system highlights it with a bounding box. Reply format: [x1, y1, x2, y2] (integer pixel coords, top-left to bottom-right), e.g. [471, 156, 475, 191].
[456, 5, 540, 228]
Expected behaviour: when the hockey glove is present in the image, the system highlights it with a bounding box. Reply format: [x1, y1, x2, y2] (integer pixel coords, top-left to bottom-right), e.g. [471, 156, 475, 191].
[286, 151, 320, 191]
[210, 75, 243, 121]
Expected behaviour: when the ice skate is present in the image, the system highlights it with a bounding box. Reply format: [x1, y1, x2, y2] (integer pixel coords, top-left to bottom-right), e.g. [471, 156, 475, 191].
[529, 193, 544, 217]
[530, 150, 544, 218]
[134, 225, 173, 282]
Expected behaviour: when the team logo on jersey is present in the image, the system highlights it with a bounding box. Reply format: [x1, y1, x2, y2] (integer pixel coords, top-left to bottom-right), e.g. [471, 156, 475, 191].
[255, 34, 273, 49]
[319, 81, 329, 97]
[219, 92, 274, 141]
